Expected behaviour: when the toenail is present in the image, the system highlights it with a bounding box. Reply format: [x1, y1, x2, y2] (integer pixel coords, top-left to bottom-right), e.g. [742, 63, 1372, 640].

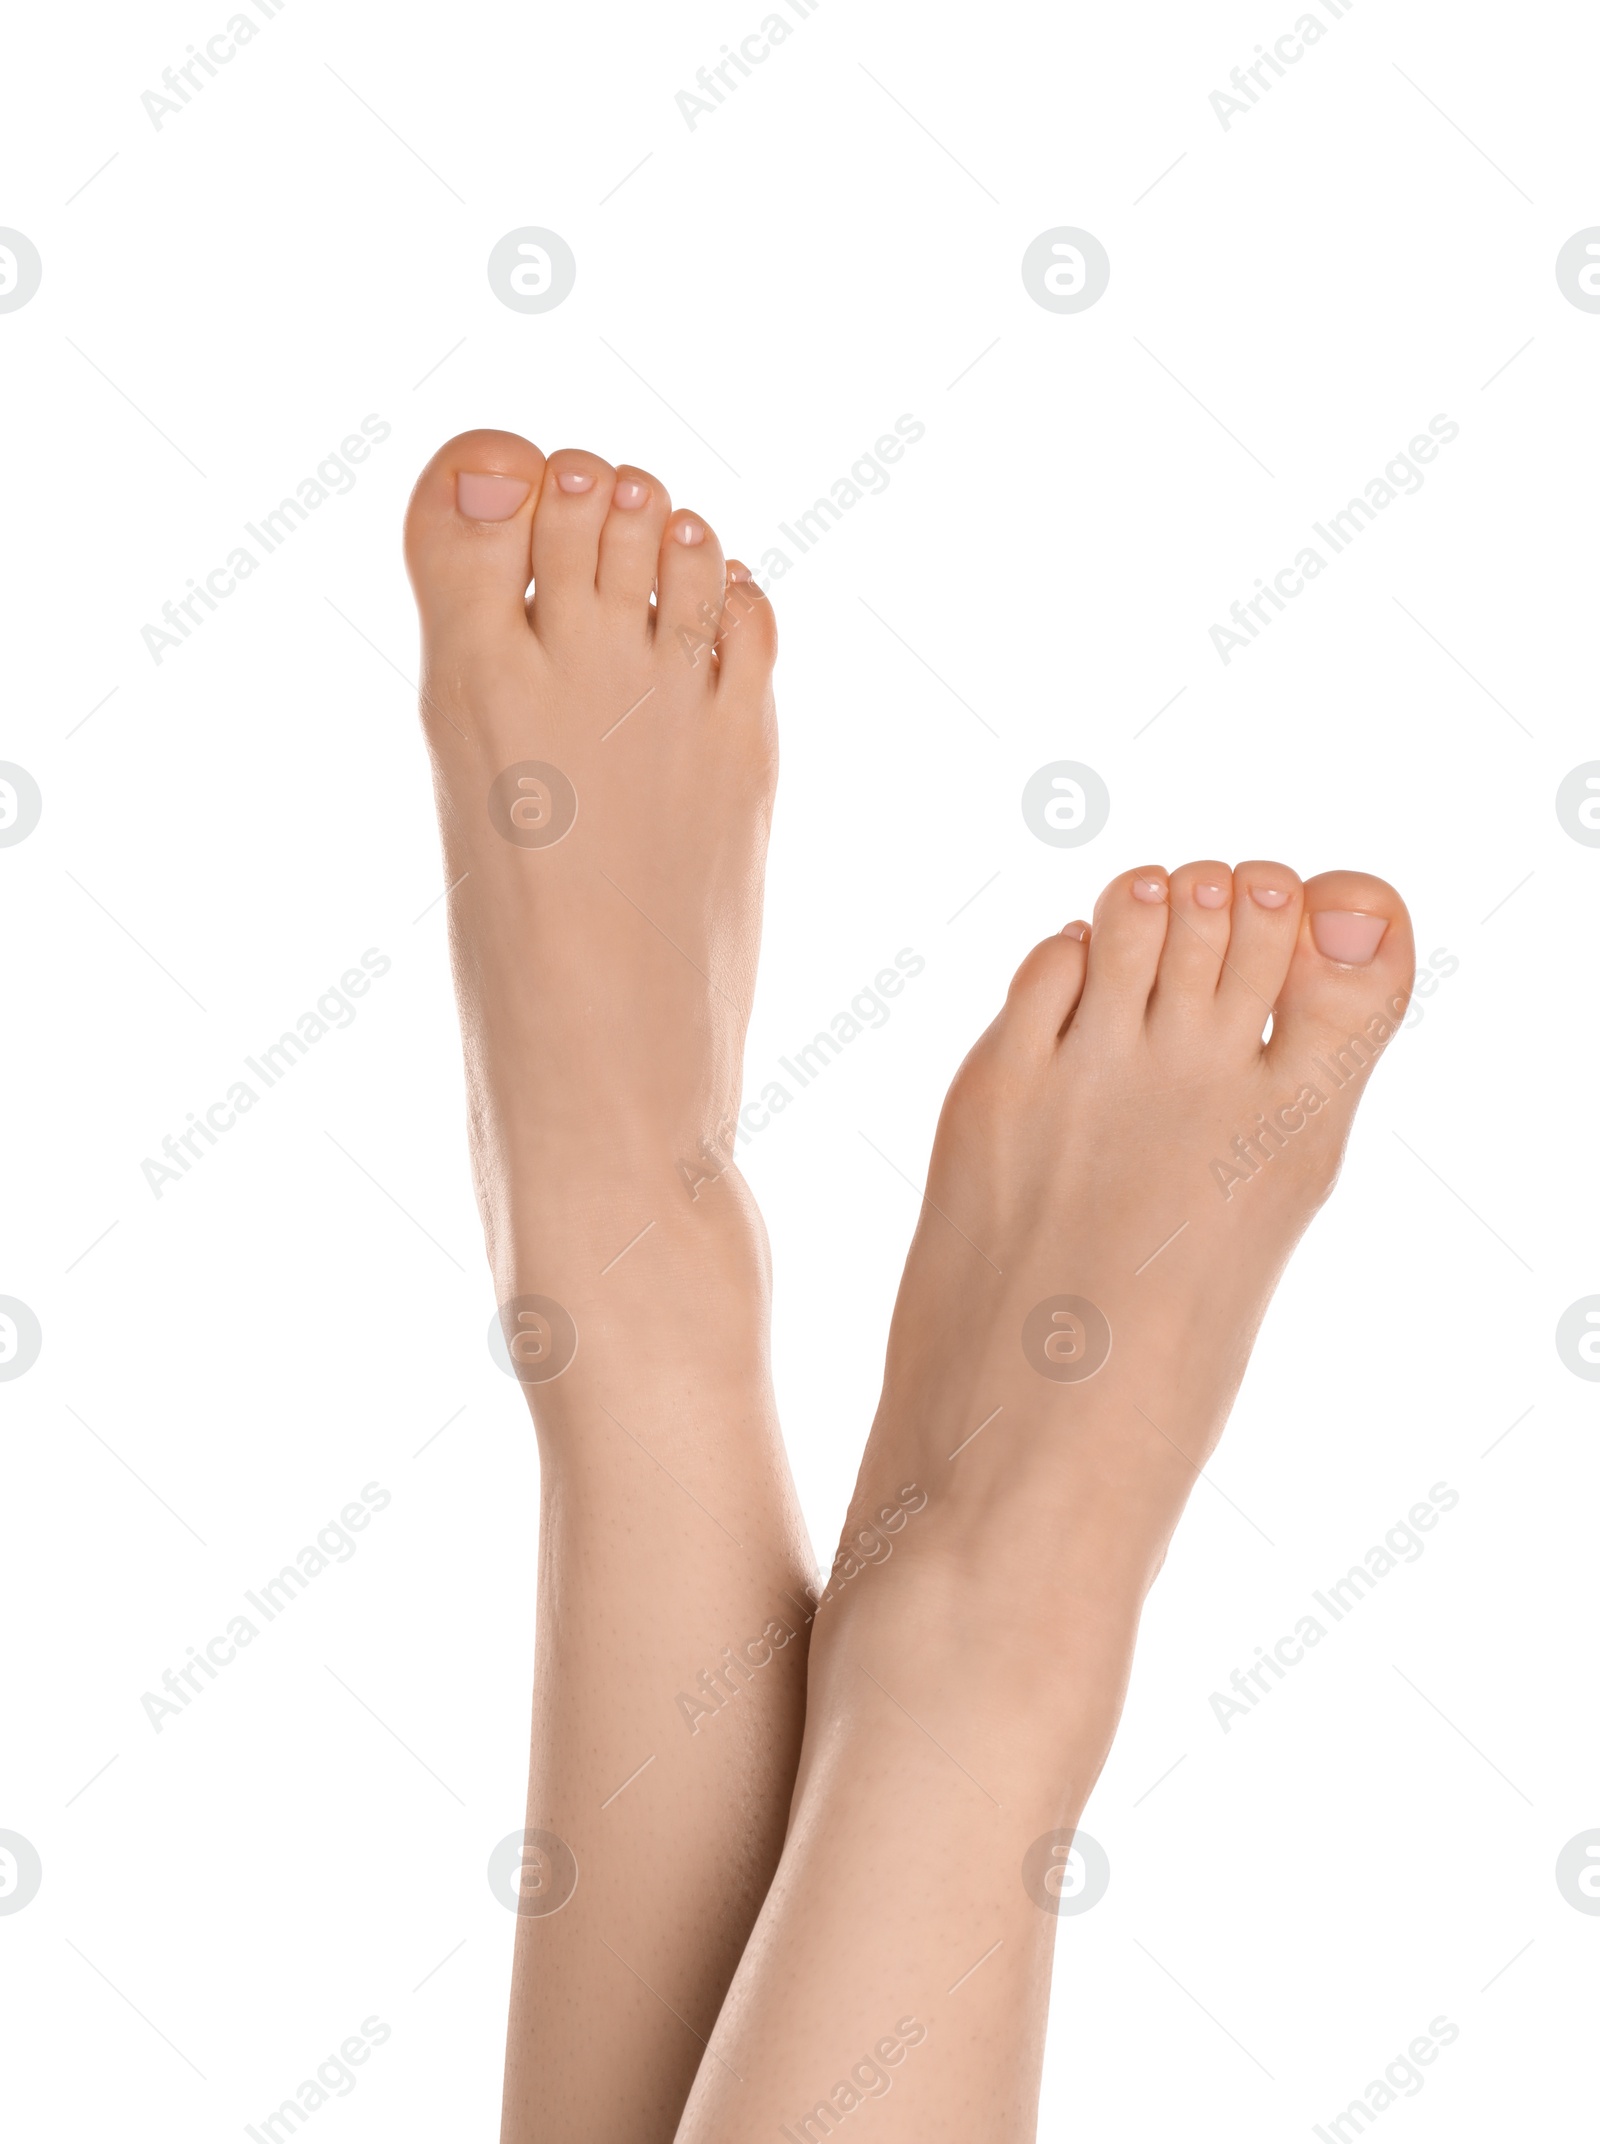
[1131, 877, 1167, 904]
[1249, 886, 1290, 909]
[556, 470, 595, 494]
[675, 518, 706, 545]
[1060, 920, 1089, 941]
[612, 478, 649, 509]
[1194, 882, 1229, 909]
[727, 561, 753, 583]
[1310, 910, 1388, 964]
[456, 472, 531, 522]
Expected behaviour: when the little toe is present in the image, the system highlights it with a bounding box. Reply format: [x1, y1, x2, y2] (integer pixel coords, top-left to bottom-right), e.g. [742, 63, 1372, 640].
[713, 563, 778, 707]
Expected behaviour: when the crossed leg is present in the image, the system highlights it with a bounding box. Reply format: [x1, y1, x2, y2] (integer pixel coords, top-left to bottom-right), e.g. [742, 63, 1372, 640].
[674, 863, 1413, 2138]
[405, 434, 1413, 2141]
[405, 431, 811, 2142]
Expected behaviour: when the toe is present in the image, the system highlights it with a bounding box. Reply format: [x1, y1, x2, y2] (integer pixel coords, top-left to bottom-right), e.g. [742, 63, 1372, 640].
[713, 563, 778, 705]
[1148, 861, 1234, 1031]
[529, 448, 616, 637]
[1000, 925, 1091, 1053]
[1214, 861, 1304, 1045]
[596, 464, 671, 617]
[1267, 870, 1415, 1084]
[403, 428, 544, 632]
[1074, 868, 1171, 1037]
[654, 508, 726, 675]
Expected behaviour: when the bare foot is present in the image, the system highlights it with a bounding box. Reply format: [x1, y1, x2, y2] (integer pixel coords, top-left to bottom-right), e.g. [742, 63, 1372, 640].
[405, 433, 808, 2144]
[404, 429, 778, 1304]
[852, 858, 1417, 1627]
[676, 860, 1414, 2142]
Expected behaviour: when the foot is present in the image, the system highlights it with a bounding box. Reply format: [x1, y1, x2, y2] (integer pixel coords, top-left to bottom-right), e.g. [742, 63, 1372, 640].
[837, 858, 1414, 1666]
[406, 434, 807, 2144]
[673, 862, 1414, 2144]
[404, 430, 778, 1319]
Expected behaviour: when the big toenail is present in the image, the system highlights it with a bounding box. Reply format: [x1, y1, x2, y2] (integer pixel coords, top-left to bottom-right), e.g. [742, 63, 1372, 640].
[1311, 911, 1387, 964]
[613, 478, 649, 508]
[556, 470, 596, 493]
[1249, 886, 1290, 909]
[1131, 877, 1167, 904]
[1194, 882, 1229, 909]
[1060, 920, 1089, 940]
[456, 472, 531, 521]
[675, 518, 706, 545]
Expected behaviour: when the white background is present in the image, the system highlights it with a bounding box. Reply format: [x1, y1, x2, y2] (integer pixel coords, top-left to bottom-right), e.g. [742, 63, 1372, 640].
[3, 0, 1597, 2135]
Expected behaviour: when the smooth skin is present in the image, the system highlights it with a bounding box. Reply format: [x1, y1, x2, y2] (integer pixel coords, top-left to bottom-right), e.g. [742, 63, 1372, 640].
[405, 430, 1413, 2140]
[406, 430, 810, 2144]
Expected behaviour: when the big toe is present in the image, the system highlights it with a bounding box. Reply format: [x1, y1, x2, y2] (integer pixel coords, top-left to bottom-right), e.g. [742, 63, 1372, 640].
[404, 428, 544, 632]
[1267, 870, 1415, 1087]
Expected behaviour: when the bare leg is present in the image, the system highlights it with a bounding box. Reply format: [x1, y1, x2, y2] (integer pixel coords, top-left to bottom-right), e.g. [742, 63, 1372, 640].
[677, 860, 1415, 2140]
[404, 432, 811, 2143]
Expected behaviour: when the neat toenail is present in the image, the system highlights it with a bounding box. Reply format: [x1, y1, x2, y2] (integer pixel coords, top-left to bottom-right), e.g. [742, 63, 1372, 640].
[556, 470, 596, 493]
[1060, 920, 1089, 941]
[675, 518, 706, 545]
[456, 472, 531, 522]
[727, 561, 753, 583]
[1194, 882, 1229, 909]
[1131, 877, 1167, 904]
[612, 478, 649, 509]
[1249, 886, 1291, 909]
[1311, 910, 1388, 964]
